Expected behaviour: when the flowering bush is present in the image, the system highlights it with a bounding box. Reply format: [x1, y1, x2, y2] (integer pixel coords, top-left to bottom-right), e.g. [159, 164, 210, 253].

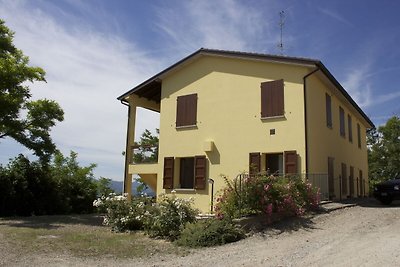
[93, 193, 152, 232]
[143, 195, 198, 241]
[215, 174, 320, 222]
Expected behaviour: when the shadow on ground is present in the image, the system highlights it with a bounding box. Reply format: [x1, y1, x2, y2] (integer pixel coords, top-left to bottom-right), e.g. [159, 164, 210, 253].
[0, 214, 104, 230]
[236, 212, 318, 234]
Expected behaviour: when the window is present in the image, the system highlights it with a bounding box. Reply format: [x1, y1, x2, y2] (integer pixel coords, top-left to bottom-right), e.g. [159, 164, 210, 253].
[326, 93, 332, 128]
[162, 156, 206, 190]
[348, 114, 353, 142]
[265, 153, 283, 175]
[179, 156, 207, 189]
[176, 93, 197, 127]
[357, 123, 361, 148]
[261, 79, 284, 118]
[339, 106, 345, 137]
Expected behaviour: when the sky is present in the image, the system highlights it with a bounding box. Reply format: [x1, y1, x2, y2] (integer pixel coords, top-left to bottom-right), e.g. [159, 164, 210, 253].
[1, 0, 400, 181]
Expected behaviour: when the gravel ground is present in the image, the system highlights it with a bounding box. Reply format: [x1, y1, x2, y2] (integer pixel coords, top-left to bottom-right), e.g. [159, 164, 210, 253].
[1, 198, 400, 267]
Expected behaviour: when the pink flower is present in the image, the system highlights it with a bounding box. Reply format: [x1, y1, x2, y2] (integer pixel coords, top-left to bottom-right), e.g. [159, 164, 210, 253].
[264, 184, 271, 192]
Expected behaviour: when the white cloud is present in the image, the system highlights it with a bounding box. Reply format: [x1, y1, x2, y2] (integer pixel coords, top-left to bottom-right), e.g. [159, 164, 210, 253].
[343, 63, 400, 109]
[0, 0, 161, 180]
[154, 0, 276, 53]
[318, 8, 354, 27]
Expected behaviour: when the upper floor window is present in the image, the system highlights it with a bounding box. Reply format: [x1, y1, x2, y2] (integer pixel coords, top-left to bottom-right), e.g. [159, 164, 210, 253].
[348, 114, 353, 142]
[339, 106, 345, 137]
[357, 123, 361, 148]
[326, 93, 332, 128]
[176, 93, 197, 127]
[261, 79, 284, 118]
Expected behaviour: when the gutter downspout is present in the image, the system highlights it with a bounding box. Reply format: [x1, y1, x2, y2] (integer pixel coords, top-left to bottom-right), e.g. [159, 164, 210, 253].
[121, 99, 130, 194]
[303, 67, 320, 174]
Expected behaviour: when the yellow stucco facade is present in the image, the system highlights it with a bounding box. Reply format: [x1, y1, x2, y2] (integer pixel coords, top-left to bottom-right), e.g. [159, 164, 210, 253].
[119, 49, 374, 214]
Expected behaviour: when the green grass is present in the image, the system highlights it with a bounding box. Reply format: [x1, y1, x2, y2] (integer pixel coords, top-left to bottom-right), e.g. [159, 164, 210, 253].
[0, 215, 188, 259]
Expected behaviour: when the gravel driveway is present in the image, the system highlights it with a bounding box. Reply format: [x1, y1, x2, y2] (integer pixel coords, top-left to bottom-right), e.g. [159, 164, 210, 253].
[2, 198, 400, 267]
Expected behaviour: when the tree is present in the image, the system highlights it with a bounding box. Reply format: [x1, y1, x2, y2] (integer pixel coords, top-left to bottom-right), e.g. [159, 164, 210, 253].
[0, 20, 64, 162]
[51, 151, 98, 214]
[133, 129, 159, 163]
[368, 116, 400, 188]
[132, 129, 159, 194]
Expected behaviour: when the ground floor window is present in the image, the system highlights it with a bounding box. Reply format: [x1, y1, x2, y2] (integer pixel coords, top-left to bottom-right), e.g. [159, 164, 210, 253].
[249, 151, 297, 176]
[265, 153, 283, 175]
[163, 156, 207, 190]
[180, 157, 194, 189]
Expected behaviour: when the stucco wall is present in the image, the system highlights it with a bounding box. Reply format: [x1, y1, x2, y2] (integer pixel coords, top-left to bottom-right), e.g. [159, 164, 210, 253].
[306, 74, 369, 199]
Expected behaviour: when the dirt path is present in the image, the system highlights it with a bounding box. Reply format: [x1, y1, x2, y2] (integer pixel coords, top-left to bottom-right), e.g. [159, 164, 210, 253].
[1, 199, 400, 266]
[136, 199, 400, 267]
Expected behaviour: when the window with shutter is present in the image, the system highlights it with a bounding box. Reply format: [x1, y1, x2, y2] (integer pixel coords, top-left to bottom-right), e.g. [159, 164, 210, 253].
[348, 114, 353, 142]
[261, 79, 284, 118]
[326, 93, 332, 128]
[284, 150, 298, 175]
[194, 156, 207, 190]
[176, 93, 197, 127]
[357, 123, 361, 148]
[249, 153, 261, 175]
[163, 157, 174, 189]
[339, 106, 345, 137]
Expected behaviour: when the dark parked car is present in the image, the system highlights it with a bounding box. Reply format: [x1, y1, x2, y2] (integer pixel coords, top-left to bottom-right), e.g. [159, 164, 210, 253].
[373, 178, 400, 205]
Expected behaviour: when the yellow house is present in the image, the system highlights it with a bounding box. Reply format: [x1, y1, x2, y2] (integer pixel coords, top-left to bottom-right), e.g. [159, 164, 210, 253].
[117, 48, 374, 213]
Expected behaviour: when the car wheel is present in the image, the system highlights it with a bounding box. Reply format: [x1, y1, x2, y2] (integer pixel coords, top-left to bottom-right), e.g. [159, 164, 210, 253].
[380, 197, 393, 205]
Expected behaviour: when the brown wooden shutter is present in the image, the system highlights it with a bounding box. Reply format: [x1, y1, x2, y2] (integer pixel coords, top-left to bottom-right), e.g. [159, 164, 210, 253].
[261, 79, 284, 118]
[341, 163, 347, 195]
[326, 93, 332, 127]
[163, 157, 174, 189]
[339, 107, 345, 137]
[357, 123, 361, 148]
[328, 157, 335, 196]
[348, 115, 353, 142]
[176, 93, 197, 127]
[349, 166, 354, 197]
[284, 150, 297, 175]
[194, 156, 206, 189]
[249, 153, 261, 175]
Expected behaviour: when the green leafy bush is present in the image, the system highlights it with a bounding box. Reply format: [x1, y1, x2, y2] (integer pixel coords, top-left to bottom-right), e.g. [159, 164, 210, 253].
[93, 193, 152, 232]
[215, 174, 320, 221]
[143, 195, 198, 241]
[175, 219, 245, 247]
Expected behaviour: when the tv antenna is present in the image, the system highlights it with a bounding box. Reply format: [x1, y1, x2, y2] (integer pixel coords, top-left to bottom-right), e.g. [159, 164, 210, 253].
[277, 11, 285, 55]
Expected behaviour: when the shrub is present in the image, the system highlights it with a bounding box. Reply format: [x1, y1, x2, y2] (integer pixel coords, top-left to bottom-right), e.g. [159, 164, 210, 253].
[175, 219, 245, 247]
[143, 195, 198, 241]
[215, 174, 320, 222]
[93, 193, 152, 232]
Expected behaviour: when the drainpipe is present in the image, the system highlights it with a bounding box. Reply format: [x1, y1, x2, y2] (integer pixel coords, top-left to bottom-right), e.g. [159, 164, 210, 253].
[209, 178, 215, 213]
[121, 99, 130, 194]
[303, 67, 320, 174]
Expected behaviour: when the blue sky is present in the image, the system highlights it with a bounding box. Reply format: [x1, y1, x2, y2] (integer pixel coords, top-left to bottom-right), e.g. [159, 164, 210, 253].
[1, 0, 399, 181]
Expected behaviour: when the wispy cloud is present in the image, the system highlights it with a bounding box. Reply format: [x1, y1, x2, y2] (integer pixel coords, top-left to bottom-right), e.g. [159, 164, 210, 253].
[343, 64, 400, 109]
[0, 0, 161, 180]
[154, 0, 276, 54]
[318, 7, 354, 27]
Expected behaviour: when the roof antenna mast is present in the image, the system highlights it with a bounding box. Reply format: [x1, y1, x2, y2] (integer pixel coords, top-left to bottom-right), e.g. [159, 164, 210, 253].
[278, 11, 285, 55]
